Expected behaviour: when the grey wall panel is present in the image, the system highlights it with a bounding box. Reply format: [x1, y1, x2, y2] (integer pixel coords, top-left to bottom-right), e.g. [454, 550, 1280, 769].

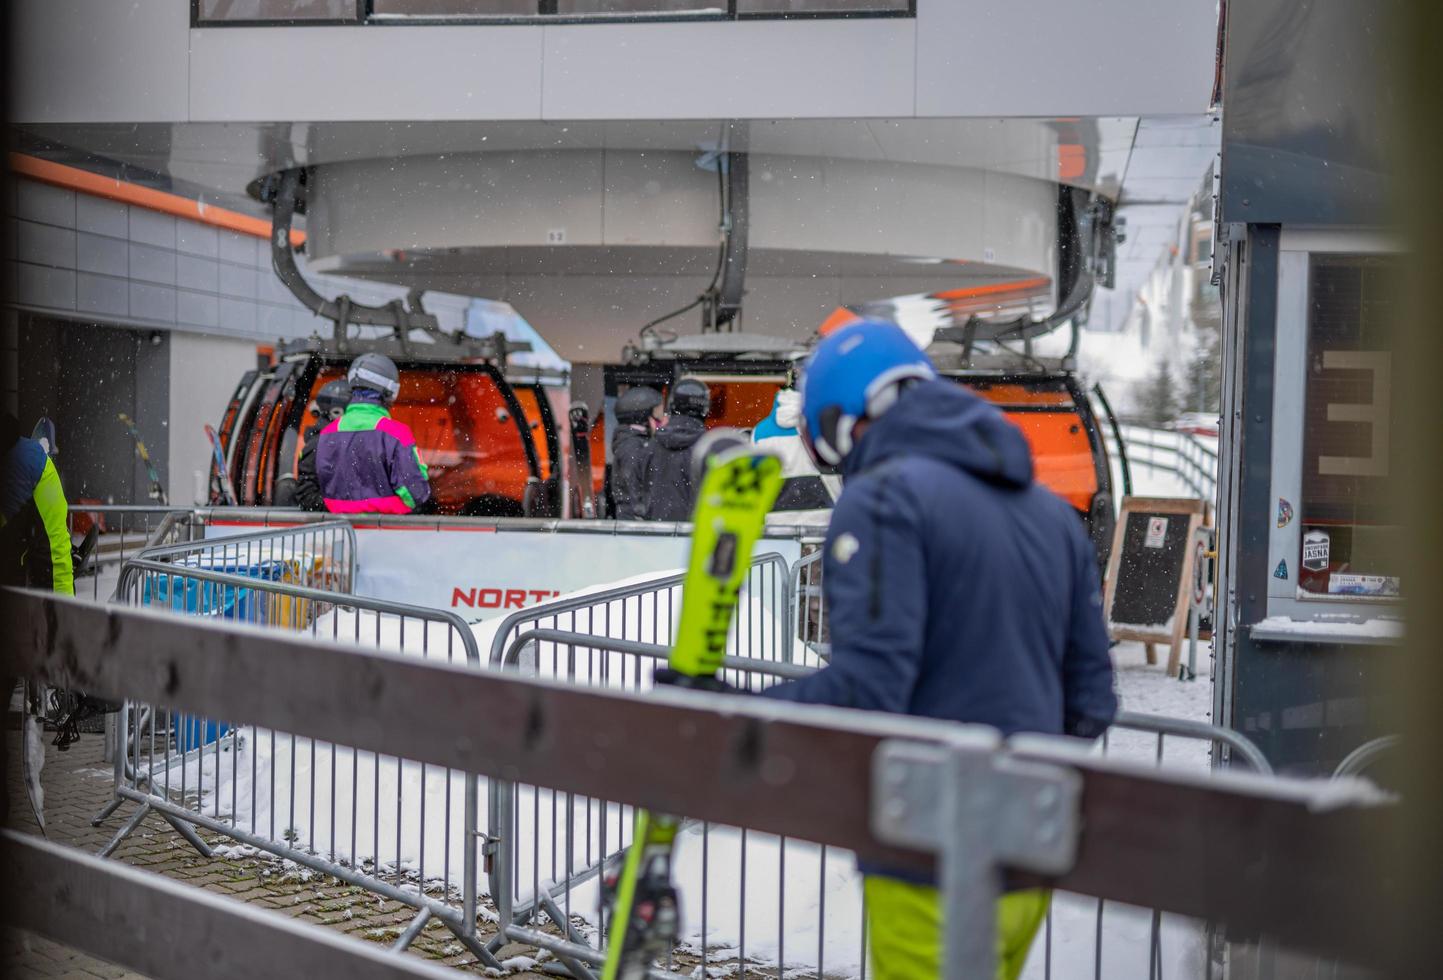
[129, 282, 177, 323]
[188, 26, 545, 122]
[9, 180, 481, 353]
[12, 2, 1216, 125]
[1220, 0, 1389, 224]
[128, 208, 177, 249]
[177, 290, 221, 331]
[17, 222, 76, 270]
[76, 195, 129, 239]
[76, 233, 129, 278]
[168, 332, 260, 504]
[15, 182, 75, 228]
[917, 1, 1217, 118]
[218, 263, 259, 300]
[542, 20, 915, 120]
[8, 0, 190, 124]
[176, 254, 220, 293]
[257, 303, 301, 340]
[257, 269, 297, 306]
[16, 264, 76, 310]
[217, 229, 257, 267]
[76, 273, 130, 318]
[177, 222, 221, 259]
[128, 243, 178, 286]
[219, 297, 258, 334]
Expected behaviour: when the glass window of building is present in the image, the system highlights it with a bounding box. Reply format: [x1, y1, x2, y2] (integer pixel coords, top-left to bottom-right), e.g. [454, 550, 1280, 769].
[1296, 254, 1403, 600]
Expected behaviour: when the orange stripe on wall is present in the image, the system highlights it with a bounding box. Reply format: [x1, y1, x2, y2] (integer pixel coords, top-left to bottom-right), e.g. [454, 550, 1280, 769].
[930, 276, 1052, 302]
[8, 153, 303, 247]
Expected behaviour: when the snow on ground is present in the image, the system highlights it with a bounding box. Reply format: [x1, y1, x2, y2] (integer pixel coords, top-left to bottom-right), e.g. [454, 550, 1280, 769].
[148, 536, 1220, 977]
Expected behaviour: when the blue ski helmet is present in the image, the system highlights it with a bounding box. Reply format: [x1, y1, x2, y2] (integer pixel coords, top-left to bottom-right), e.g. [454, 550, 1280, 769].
[799, 319, 935, 470]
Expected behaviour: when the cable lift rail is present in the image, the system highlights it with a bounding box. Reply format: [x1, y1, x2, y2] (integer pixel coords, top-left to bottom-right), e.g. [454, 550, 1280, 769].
[3, 590, 1396, 980]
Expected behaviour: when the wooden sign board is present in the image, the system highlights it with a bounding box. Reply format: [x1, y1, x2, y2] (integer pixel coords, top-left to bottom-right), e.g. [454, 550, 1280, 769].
[1103, 496, 1207, 676]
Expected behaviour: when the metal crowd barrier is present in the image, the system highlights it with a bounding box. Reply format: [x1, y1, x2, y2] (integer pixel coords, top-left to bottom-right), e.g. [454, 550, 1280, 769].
[790, 545, 829, 660]
[72, 526, 1290, 980]
[486, 629, 817, 978]
[6, 590, 1395, 980]
[127, 520, 358, 598]
[485, 551, 796, 670]
[1108, 425, 1220, 502]
[95, 533, 502, 968]
[480, 573, 1277, 979]
[66, 505, 201, 602]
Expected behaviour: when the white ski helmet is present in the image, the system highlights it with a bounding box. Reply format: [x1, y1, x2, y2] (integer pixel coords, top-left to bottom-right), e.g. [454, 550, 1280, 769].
[347, 353, 401, 405]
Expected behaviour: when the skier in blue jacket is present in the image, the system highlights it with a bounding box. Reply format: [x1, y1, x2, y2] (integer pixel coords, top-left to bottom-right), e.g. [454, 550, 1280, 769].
[761, 320, 1117, 980]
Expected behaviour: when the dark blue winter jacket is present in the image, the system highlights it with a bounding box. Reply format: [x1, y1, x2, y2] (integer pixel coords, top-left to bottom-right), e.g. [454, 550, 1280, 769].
[762, 377, 1117, 741]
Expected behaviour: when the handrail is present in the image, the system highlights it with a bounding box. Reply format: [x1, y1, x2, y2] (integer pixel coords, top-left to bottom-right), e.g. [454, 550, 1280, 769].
[1332, 735, 1401, 780]
[500, 628, 815, 680]
[485, 551, 792, 666]
[133, 519, 356, 564]
[191, 506, 833, 540]
[498, 634, 1273, 769]
[1105, 424, 1218, 501]
[1113, 709, 1272, 774]
[128, 519, 359, 596]
[117, 559, 479, 666]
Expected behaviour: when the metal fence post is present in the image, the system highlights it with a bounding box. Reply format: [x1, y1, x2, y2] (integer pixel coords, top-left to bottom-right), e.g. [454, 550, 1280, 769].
[871, 731, 1081, 980]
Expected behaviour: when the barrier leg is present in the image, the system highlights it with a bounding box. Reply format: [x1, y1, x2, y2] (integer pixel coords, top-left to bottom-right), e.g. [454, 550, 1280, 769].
[538, 892, 601, 980]
[97, 802, 151, 859]
[391, 907, 432, 953]
[159, 811, 213, 859]
[448, 921, 506, 971]
[90, 796, 125, 827]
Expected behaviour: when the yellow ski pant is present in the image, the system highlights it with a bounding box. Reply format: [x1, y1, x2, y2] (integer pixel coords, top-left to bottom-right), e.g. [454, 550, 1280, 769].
[864, 875, 1049, 980]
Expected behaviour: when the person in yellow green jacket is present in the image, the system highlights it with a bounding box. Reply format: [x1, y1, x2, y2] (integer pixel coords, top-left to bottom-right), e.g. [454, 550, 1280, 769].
[1, 412, 72, 595]
[1, 411, 73, 826]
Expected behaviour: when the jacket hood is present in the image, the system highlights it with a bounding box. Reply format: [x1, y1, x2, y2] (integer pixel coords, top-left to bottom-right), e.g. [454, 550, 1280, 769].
[654, 414, 706, 451]
[844, 378, 1033, 487]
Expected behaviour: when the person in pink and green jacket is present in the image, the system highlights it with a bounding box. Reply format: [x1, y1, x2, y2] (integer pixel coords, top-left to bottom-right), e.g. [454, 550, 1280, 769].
[315, 353, 431, 514]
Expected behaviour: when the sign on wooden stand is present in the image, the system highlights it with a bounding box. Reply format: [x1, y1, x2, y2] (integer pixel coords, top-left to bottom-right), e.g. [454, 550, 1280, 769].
[1103, 496, 1208, 677]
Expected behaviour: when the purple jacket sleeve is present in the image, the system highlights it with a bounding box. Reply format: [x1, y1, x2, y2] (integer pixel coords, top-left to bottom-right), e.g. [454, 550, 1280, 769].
[380, 420, 432, 510]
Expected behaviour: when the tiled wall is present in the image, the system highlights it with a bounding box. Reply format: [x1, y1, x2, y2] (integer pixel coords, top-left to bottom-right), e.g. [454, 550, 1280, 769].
[4, 177, 470, 342]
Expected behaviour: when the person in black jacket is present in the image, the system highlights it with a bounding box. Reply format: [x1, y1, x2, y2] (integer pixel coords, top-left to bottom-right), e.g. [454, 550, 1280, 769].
[609, 385, 662, 520]
[276, 379, 349, 511]
[643, 377, 710, 521]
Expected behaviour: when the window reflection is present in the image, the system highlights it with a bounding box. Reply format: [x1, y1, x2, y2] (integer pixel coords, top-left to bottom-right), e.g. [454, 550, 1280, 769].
[1296, 254, 1403, 599]
[199, 0, 910, 22]
[198, 0, 359, 21]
